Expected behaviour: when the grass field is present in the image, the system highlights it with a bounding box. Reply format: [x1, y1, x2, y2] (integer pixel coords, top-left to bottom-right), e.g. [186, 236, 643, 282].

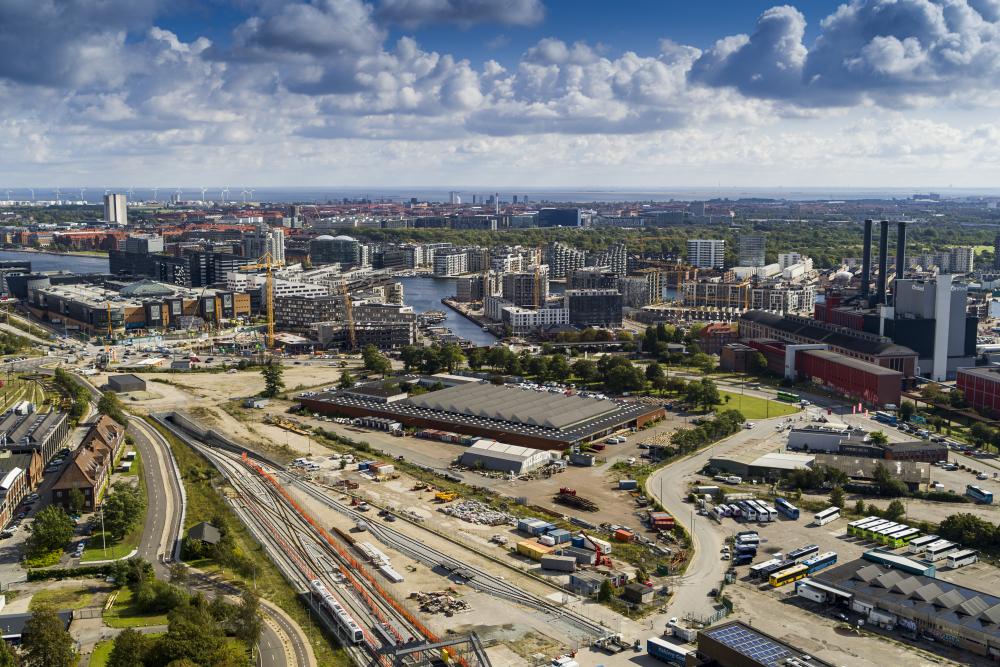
[103, 587, 169, 628]
[89, 640, 114, 667]
[29, 586, 97, 611]
[716, 390, 799, 420]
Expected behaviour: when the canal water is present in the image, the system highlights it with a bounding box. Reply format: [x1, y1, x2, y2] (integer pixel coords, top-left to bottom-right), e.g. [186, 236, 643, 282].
[0, 250, 108, 273]
[398, 276, 498, 346]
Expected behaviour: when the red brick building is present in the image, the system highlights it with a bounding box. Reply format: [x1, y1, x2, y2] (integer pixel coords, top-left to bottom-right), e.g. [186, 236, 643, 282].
[698, 323, 738, 355]
[956, 367, 1000, 417]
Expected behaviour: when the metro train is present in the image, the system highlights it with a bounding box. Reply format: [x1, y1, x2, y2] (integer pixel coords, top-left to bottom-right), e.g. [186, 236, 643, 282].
[309, 579, 365, 643]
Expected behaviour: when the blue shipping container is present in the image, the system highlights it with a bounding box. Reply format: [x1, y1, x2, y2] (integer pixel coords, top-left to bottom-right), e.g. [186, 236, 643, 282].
[619, 479, 638, 490]
[571, 535, 585, 548]
[548, 529, 571, 544]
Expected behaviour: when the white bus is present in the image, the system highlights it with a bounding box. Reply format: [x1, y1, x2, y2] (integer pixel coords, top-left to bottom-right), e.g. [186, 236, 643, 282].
[946, 549, 978, 569]
[738, 501, 758, 522]
[908, 534, 938, 554]
[925, 540, 958, 562]
[749, 558, 782, 580]
[814, 506, 842, 526]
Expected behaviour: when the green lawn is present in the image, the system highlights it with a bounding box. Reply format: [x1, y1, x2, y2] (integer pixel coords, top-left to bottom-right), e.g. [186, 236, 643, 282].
[29, 586, 96, 611]
[103, 587, 169, 628]
[89, 640, 114, 667]
[716, 390, 799, 420]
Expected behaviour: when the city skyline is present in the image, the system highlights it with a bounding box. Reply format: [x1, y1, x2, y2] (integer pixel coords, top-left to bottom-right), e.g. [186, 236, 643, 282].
[4, 0, 1000, 188]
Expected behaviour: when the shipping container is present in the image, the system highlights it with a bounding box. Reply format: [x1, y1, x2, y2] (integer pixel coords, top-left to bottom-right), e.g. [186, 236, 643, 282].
[548, 529, 572, 544]
[614, 529, 634, 542]
[648, 637, 692, 665]
[557, 546, 597, 565]
[539, 535, 556, 547]
[570, 535, 585, 548]
[516, 540, 554, 560]
[619, 479, 638, 490]
[540, 554, 577, 572]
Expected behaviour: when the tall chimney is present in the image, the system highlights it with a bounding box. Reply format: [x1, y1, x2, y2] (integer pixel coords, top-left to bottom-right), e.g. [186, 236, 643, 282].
[861, 219, 873, 297]
[896, 221, 906, 282]
[876, 219, 889, 304]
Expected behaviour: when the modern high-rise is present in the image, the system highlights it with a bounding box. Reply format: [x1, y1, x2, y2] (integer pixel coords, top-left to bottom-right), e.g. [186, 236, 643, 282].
[948, 246, 974, 274]
[545, 241, 586, 278]
[564, 289, 623, 328]
[103, 194, 127, 225]
[432, 250, 468, 277]
[687, 239, 725, 268]
[738, 233, 766, 267]
[310, 235, 360, 267]
[591, 241, 627, 276]
[502, 267, 549, 307]
[994, 234, 1000, 270]
[243, 225, 285, 265]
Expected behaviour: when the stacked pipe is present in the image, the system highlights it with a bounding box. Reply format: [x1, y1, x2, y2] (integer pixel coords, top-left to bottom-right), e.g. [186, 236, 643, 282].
[861, 219, 873, 297]
[876, 219, 889, 305]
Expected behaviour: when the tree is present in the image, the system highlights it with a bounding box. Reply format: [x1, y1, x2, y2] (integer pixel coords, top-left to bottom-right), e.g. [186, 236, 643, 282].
[571, 359, 598, 384]
[899, 401, 916, 422]
[868, 431, 888, 446]
[361, 345, 391, 376]
[22, 604, 75, 667]
[102, 481, 146, 540]
[748, 351, 768, 374]
[829, 486, 845, 509]
[399, 345, 422, 372]
[108, 628, 148, 667]
[26, 506, 73, 557]
[949, 389, 966, 409]
[235, 590, 264, 656]
[169, 562, 189, 588]
[0, 637, 20, 667]
[598, 579, 614, 602]
[871, 462, 907, 497]
[67, 488, 85, 515]
[337, 369, 355, 389]
[98, 391, 128, 425]
[854, 499, 866, 516]
[548, 354, 570, 382]
[645, 362, 664, 386]
[439, 343, 466, 373]
[971, 422, 994, 446]
[260, 362, 284, 398]
[696, 378, 720, 412]
[884, 499, 906, 521]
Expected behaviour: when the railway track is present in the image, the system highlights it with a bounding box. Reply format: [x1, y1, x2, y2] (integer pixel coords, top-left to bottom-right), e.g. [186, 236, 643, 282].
[170, 428, 458, 666]
[278, 469, 611, 640]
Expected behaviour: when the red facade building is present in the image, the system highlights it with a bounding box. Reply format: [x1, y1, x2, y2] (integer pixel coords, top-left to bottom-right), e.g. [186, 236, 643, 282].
[796, 349, 902, 407]
[956, 367, 1000, 417]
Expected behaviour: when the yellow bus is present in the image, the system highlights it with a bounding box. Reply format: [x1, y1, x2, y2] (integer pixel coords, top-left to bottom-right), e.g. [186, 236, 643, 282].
[769, 563, 809, 587]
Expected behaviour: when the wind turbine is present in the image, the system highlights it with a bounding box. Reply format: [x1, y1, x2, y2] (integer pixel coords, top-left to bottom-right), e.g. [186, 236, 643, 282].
[79, 187, 86, 202]
[241, 189, 247, 204]
[200, 186, 207, 202]
[152, 187, 159, 201]
[4, 190, 11, 202]
[248, 188, 255, 202]
[126, 186, 135, 200]
[175, 188, 182, 203]
[29, 188, 34, 202]
[55, 187, 61, 202]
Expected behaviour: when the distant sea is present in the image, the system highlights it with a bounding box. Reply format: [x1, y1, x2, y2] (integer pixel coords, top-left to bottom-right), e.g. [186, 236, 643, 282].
[16, 186, 1000, 205]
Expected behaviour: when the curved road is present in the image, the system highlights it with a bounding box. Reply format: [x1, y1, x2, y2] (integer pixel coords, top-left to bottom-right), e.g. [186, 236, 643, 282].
[647, 414, 791, 622]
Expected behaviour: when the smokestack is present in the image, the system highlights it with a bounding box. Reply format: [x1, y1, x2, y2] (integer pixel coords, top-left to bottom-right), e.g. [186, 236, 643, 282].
[861, 219, 873, 297]
[876, 219, 889, 304]
[896, 221, 906, 282]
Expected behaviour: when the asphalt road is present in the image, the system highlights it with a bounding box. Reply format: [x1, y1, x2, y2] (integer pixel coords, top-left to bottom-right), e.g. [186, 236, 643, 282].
[647, 415, 791, 622]
[128, 417, 184, 575]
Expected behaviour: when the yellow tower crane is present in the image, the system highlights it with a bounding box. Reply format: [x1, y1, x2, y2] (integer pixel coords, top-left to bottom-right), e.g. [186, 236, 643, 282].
[238, 250, 282, 348]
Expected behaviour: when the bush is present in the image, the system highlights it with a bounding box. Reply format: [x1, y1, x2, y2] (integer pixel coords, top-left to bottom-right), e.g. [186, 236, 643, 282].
[27, 564, 113, 581]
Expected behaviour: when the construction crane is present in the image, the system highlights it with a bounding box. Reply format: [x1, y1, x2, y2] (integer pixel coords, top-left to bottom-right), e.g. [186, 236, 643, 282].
[340, 282, 356, 351]
[238, 250, 282, 348]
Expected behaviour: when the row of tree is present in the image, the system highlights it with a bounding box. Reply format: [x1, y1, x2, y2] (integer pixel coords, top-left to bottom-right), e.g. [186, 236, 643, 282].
[668, 409, 745, 455]
[52, 368, 89, 425]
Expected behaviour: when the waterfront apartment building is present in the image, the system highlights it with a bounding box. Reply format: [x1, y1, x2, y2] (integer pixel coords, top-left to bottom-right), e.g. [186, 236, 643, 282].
[687, 239, 725, 268]
[433, 250, 469, 276]
[502, 268, 549, 307]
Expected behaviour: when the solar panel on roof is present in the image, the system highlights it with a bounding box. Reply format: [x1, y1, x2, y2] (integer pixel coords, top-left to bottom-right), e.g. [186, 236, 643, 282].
[705, 625, 795, 666]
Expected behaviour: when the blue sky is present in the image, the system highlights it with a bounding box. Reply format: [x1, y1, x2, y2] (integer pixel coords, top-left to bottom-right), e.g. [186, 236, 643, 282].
[2, 0, 1000, 189]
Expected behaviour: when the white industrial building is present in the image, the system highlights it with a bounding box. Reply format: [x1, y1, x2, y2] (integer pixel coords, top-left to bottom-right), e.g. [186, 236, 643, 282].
[458, 439, 552, 475]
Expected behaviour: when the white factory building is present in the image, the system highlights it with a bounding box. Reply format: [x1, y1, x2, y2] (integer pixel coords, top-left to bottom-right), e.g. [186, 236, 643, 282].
[458, 439, 553, 475]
